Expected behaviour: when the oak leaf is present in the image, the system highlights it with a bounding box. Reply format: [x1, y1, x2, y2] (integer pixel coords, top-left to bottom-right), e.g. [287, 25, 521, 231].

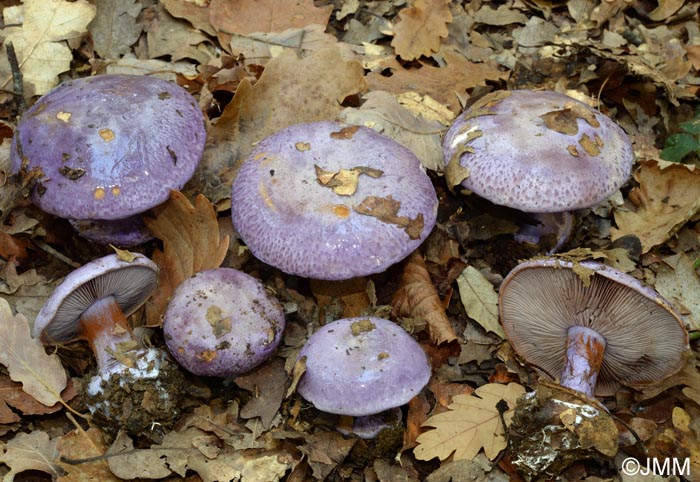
[209, 0, 332, 36]
[0, 0, 96, 97]
[88, 0, 142, 59]
[0, 431, 65, 480]
[143, 191, 230, 326]
[414, 382, 526, 461]
[392, 251, 457, 344]
[456, 266, 504, 338]
[391, 0, 452, 61]
[612, 159, 700, 253]
[0, 298, 67, 407]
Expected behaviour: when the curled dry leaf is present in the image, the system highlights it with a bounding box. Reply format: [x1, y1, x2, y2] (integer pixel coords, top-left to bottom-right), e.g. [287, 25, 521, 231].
[456, 266, 504, 338]
[391, 0, 452, 61]
[392, 251, 457, 345]
[414, 382, 526, 462]
[0, 298, 67, 407]
[143, 191, 230, 326]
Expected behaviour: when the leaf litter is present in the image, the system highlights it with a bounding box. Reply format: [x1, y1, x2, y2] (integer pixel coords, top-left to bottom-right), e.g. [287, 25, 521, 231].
[1, 0, 700, 480]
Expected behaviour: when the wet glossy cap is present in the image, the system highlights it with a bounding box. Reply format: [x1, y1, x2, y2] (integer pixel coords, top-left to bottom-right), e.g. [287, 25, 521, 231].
[231, 121, 439, 280]
[33, 253, 158, 343]
[11, 74, 206, 220]
[297, 317, 431, 416]
[442, 90, 634, 212]
[163, 268, 285, 377]
[499, 258, 688, 395]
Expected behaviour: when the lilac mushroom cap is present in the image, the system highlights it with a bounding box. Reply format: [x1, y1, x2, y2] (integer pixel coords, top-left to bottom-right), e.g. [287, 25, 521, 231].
[33, 253, 158, 343]
[297, 317, 431, 416]
[442, 90, 634, 213]
[163, 268, 285, 377]
[498, 258, 689, 396]
[231, 121, 438, 280]
[11, 74, 206, 223]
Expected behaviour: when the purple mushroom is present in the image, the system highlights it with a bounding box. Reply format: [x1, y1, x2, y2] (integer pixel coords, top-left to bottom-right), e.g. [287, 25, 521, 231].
[297, 317, 431, 438]
[231, 121, 438, 280]
[163, 268, 285, 377]
[498, 258, 688, 397]
[11, 74, 206, 246]
[33, 253, 183, 439]
[443, 90, 634, 252]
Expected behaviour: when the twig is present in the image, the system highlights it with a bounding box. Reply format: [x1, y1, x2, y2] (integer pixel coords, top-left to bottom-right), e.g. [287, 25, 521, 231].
[32, 239, 82, 268]
[5, 41, 26, 115]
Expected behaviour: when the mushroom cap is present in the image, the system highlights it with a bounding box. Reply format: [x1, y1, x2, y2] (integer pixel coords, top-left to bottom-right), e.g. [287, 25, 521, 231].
[442, 90, 634, 213]
[297, 317, 431, 416]
[11, 74, 206, 221]
[33, 253, 158, 343]
[231, 121, 438, 280]
[163, 268, 285, 377]
[498, 258, 689, 396]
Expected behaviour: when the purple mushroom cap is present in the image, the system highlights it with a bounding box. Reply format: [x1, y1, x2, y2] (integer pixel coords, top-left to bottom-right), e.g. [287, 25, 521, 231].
[297, 317, 431, 416]
[499, 258, 689, 396]
[231, 121, 439, 280]
[163, 268, 285, 378]
[33, 253, 158, 343]
[11, 74, 206, 221]
[442, 90, 634, 213]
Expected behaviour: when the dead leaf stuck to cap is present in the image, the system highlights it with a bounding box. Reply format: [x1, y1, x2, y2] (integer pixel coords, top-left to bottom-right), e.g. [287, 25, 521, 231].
[354, 195, 424, 239]
[314, 165, 383, 196]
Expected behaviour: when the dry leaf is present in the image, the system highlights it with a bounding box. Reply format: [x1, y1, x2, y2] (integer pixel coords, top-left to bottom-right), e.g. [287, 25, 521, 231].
[0, 298, 67, 407]
[209, 0, 332, 36]
[456, 266, 504, 338]
[147, 3, 211, 64]
[300, 432, 357, 481]
[0, 431, 65, 480]
[0, 0, 96, 97]
[391, 0, 452, 61]
[143, 191, 230, 326]
[612, 160, 700, 253]
[414, 382, 526, 461]
[88, 0, 142, 59]
[162, 0, 216, 36]
[0, 375, 65, 423]
[654, 253, 700, 331]
[392, 251, 457, 344]
[235, 358, 288, 430]
[355, 195, 424, 240]
[56, 428, 115, 481]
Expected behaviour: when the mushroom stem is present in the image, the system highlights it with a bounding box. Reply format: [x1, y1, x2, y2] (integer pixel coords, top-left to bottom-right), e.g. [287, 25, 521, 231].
[79, 295, 137, 370]
[559, 325, 606, 397]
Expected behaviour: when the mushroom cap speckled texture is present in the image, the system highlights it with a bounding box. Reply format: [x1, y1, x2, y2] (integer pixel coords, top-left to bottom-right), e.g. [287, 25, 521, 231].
[163, 268, 285, 378]
[297, 317, 431, 416]
[442, 90, 634, 213]
[230, 122, 439, 280]
[11, 74, 206, 220]
[499, 258, 689, 396]
[33, 253, 158, 343]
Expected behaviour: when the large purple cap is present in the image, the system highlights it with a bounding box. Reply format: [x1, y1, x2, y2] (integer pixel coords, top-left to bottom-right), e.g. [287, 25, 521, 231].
[442, 90, 634, 213]
[33, 253, 158, 343]
[499, 258, 689, 396]
[297, 317, 431, 416]
[231, 121, 438, 280]
[11, 74, 206, 220]
[163, 268, 285, 378]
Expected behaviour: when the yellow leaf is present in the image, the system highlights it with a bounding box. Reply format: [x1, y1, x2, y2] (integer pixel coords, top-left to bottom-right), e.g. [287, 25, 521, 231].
[392, 0, 452, 61]
[0, 299, 67, 407]
[612, 159, 700, 253]
[414, 382, 526, 461]
[143, 191, 230, 326]
[0, 0, 96, 97]
[456, 266, 503, 338]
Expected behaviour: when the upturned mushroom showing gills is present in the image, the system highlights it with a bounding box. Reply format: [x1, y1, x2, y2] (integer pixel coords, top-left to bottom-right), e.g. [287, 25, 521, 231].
[231, 121, 438, 280]
[442, 90, 634, 252]
[498, 259, 689, 397]
[163, 268, 285, 378]
[33, 254, 183, 440]
[297, 317, 431, 439]
[11, 74, 206, 246]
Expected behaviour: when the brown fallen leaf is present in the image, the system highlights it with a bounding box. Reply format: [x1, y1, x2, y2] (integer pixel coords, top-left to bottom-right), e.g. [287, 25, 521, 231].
[310, 277, 371, 320]
[0, 298, 67, 407]
[314, 165, 383, 196]
[56, 428, 115, 481]
[143, 191, 230, 326]
[391, 0, 452, 61]
[88, 0, 142, 59]
[235, 358, 288, 430]
[0, 430, 65, 480]
[299, 431, 357, 481]
[611, 159, 700, 253]
[354, 195, 424, 240]
[392, 251, 457, 345]
[414, 382, 526, 461]
[0, 375, 67, 423]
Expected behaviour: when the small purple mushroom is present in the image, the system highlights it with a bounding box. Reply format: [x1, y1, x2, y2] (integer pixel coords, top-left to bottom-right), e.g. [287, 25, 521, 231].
[443, 90, 634, 252]
[231, 121, 438, 280]
[163, 268, 285, 377]
[297, 317, 431, 438]
[33, 253, 183, 439]
[498, 258, 688, 397]
[11, 74, 206, 246]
